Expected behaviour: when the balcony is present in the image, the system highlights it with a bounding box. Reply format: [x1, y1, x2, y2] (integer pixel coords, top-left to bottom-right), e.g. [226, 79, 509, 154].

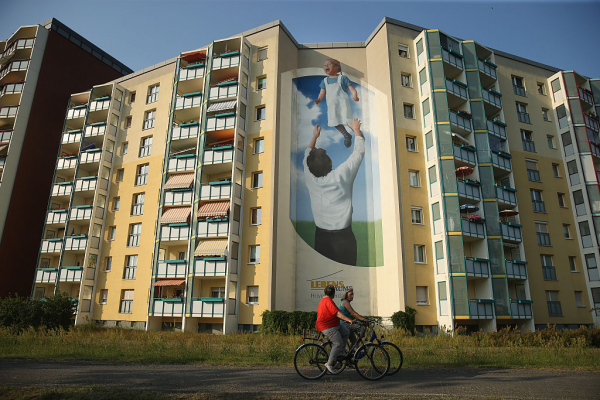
[0, 37, 35, 61]
[156, 260, 187, 278]
[174, 92, 202, 110]
[70, 205, 92, 221]
[89, 96, 110, 112]
[84, 122, 106, 137]
[67, 105, 87, 119]
[172, 122, 200, 140]
[478, 59, 497, 83]
[0, 129, 13, 143]
[62, 129, 82, 144]
[522, 139, 536, 152]
[579, 87, 594, 107]
[506, 260, 527, 279]
[0, 59, 29, 81]
[491, 151, 512, 173]
[190, 298, 225, 318]
[57, 156, 77, 170]
[482, 89, 502, 110]
[0, 82, 24, 97]
[209, 83, 238, 100]
[502, 222, 522, 243]
[152, 298, 184, 317]
[457, 180, 480, 201]
[194, 257, 227, 277]
[487, 119, 507, 140]
[517, 112, 530, 124]
[0, 105, 18, 118]
[80, 149, 101, 164]
[160, 224, 190, 242]
[465, 257, 490, 278]
[164, 190, 193, 206]
[469, 299, 495, 319]
[35, 268, 58, 283]
[462, 219, 486, 239]
[197, 219, 229, 237]
[449, 111, 472, 135]
[179, 63, 205, 81]
[75, 176, 97, 192]
[585, 114, 599, 132]
[59, 266, 83, 282]
[446, 79, 468, 106]
[211, 51, 240, 70]
[63, 235, 88, 251]
[204, 146, 234, 166]
[200, 181, 232, 200]
[41, 238, 62, 253]
[532, 199, 546, 213]
[453, 144, 476, 166]
[167, 155, 196, 173]
[206, 113, 236, 131]
[510, 299, 533, 319]
[51, 182, 72, 197]
[46, 209, 67, 225]
[513, 85, 526, 97]
[441, 48, 463, 71]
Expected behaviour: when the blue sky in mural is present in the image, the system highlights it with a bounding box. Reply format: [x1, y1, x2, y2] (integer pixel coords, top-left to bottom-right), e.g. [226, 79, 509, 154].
[291, 75, 381, 223]
[1, 1, 598, 78]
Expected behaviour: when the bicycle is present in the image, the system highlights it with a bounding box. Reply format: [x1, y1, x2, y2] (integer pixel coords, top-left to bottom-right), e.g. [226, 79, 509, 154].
[294, 329, 390, 381]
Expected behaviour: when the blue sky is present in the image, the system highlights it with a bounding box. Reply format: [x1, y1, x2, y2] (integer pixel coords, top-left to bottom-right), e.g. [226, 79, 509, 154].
[1, 1, 598, 78]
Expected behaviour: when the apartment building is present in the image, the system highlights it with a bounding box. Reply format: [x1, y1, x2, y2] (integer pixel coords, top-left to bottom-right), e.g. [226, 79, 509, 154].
[0, 19, 131, 298]
[30, 18, 598, 332]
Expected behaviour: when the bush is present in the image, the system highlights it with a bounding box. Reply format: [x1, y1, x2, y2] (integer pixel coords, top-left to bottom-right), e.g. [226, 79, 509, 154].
[261, 310, 317, 334]
[391, 306, 417, 335]
[0, 293, 75, 333]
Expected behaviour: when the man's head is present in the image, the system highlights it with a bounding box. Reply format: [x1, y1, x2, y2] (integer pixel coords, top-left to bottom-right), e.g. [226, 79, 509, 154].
[307, 148, 332, 177]
[324, 284, 336, 298]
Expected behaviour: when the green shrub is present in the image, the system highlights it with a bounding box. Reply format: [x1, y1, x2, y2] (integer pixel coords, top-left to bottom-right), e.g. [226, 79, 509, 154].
[0, 293, 75, 333]
[261, 310, 317, 334]
[391, 306, 417, 335]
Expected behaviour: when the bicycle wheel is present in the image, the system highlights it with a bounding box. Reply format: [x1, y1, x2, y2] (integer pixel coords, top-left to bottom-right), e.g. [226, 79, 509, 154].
[321, 341, 348, 373]
[294, 343, 328, 380]
[354, 343, 389, 381]
[380, 342, 403, 375]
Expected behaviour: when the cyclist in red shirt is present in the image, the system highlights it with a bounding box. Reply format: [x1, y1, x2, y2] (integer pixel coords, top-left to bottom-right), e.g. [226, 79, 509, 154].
[316, 284, 354, 374]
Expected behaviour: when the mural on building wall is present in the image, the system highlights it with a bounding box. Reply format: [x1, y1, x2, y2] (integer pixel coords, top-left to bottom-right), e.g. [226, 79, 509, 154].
[290, 60, 383, 269]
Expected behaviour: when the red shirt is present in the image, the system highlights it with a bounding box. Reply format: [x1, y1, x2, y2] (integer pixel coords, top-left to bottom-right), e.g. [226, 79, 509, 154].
[316, 296, 340, 332]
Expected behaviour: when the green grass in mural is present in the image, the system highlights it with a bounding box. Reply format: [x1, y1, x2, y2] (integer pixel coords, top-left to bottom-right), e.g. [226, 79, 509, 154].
[293, 220, 383, 267]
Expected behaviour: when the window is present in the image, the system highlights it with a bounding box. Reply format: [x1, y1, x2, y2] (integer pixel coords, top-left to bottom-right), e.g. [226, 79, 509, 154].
[129, 91, 136, 104]
[536, 222, 551, 246]
[557, 193, 566, 208]
[526, 160, 540, 182]
[586, 254, 599, 281]
[147, 84, 159, 104]
[404, 104, 414, 119]
[512, 76, 526, 96]
[247, 286, 259, 305]
[406, 136, 417, 152]
[401, 73, 412, 87]
[257, 76, 267, 90]
[249, 245, 260, 264]
[416, 286, 428, 305]
[398, 43, 409, 58]
[542, 108, 550, 121]
[547, 135, 556, 149]
[124, 116, 132, 129]
[121, 142, 128, 156]
[414, 245, 426, 263]
[128, 223, 142, 247]
[251, 172, 263, 189]
[546, 290, 562, 317]
[99, 289, 108, 304]
[530, 189, 545, 213]
[120, 290, 134, 314]
[521, 130, 535, 152]
[257, 47, 267, 61]
[575, 291, 584, 308]
[124, 255, 137, 280]
[537, 82, 546, 95]
[256, 106, 266, 121]
[254, 138, 264, 154]
[211, 287, 225, 298]
[552, 163, 561, 177]
[250, 207, 261, 225]
[422, 99, 430, 117]
[563, 224, 571, 239]
[108, 226, 116, 241]
[131, 193, 145, 216]
[569, 256, 577, 272]
[411, 207, 423, 224]
[116, 169, 124, 182]
[139, 136, 152, 157]
[104, 256, 112, 272]
[573, 190, 586, 216]
[579, 221, 592, 247]
[409, 170, 420, 187]
[541, 254, 557, 281]
[112, 197, 120, 211]
[516, 103, 530, 123]
[567, 161, 579, 185]
[143, 110, 156, 130]
[135, 164, 149, 186]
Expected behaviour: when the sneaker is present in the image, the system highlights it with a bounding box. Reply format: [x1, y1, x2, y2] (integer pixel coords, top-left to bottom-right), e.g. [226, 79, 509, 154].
[343, 133, 352, 148]
[325, 363, 337, 374]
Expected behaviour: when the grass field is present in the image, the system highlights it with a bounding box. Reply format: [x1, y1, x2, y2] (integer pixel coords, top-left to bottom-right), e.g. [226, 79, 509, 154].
[293, 220, 383, 267]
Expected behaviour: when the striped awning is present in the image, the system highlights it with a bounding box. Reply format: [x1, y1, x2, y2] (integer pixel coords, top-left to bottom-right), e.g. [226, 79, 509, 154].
[197, 201, 230, 218]
[207, 100, 236, 113]
[194, 239, 228, 257]
[152, 279, 186, 287]
[160, 207, 191, 224]
[163, 173, 194, 190]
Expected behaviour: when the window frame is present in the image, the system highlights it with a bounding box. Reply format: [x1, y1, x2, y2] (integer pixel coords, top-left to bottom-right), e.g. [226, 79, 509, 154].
[127, 223, 142, 247]
[108, 226, 116, 241]
[131, 192, 145, 216]
[138, 136, 153, 158]
[404, 103, 415, 119]
[251, 171, 263, 189]
[100, 289, 108, 305]
[143, 109, 156, 130]
[247, 286, 259, 305]
[253, 138, 264, 154]
[135, 164, 149, 186]
[250, 207, 261, 226]
[398, 43, 410, 58]
[414, 244, 426, 264]
[406, 136, 417, 152]
[411, 207, 423, 225]
[248, 245, 260, 264]
[255, 105, 266, 121]
[256, 75, 267, 90]
[257, 47, 268, 62]
[416, 286, 429, 305]
[146, 84, 159, 104]
[401, 73, 412, 88]
[409, 170, 420, 187]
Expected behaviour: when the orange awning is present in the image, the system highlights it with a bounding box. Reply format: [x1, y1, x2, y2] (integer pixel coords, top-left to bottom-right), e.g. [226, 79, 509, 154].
[197, 201, 230, 218]
[152, 279, 186, 287]
[160, 207, 191, 224]
[195, 239, 228, 257]
[163, 173, 194, 190]
[181, 51, 205, 62]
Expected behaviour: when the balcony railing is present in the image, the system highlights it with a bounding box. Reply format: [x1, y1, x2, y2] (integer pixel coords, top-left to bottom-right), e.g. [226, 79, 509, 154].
[211, 52, 240, 69]
[511, 300, 533, 319]
[67, 106, 87, 119]
[62, 129, 82, 144]
[461, 219, 486, 238]
[0, 59, 29, 80]
[174, 92, 202, 109]
[449, 111, 472, 132]
[41, 239, 62, 253]
[75, 177, 98, 192]
[70, 206, 92, 221]
[0, 82, 24, 97]
[167, 155, 196, 172]
[522, 139, 536, 152]
[194, 257, 227, 277]
[496, 186, 517, 207]
[0, 129, 13, 143]
[482, 89, 502, 108]
[80, 150, 102, 164]
[506, 260, 527, 279]
[64, 235, 88, 251]
[206, 113, 236, 131]
[469, 299, 495, 319]
[585, 114, 600, 132]
[532, 199, 546, 213]
[46, 209, 67, 224]
[513, 85, 526, 97]
[52, 182, 72, 197]
[160, 224, 190, 241]
[0, 105, 18, 118]
[453, 144, 476, 165]
[89, 96, 110, 112]
[172, 122, 200, 140]
[156, 260, 187, 278]
[446, 79, 468, 100]
[478, 59, 497, 79]
[457, 180, 480, 201]
[209, 83, 238, 100]
[204, 146, 234, 165]
[537, 232, 551, 246]
[441, 48, 463, 70]
[152, 298, 184, 317]
[59, 266, 83, 282]
[200, 181, 231, 200]
[84, 123, 106, 137]
[1, 37, 35, 59]
[465, 257, 490, 278]
[164, 190, 193, 206]
[492, 151, 512, 172]
[179, 63, 205, 80]
[35, 268, 58, 283]
[487, 119, 507, 140]
[190, 298, 225, 317]
[517, 112, 530, 124]
[542, 265, 557, 280]
[501, 223, 522, 242]
[579, 87, 594, 106]
[197, 219, 229, 237]
[57, 157, 77, 170]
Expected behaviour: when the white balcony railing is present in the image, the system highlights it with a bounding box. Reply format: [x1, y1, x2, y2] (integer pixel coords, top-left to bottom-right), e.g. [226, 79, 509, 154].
[70, 206, 92, 221]
[80, 150, 101, 164]
[205, 114, 236, 131]
[59, 267, 83, 282]
[179, 63, 205, 80]
[190, 299, 225, 317]
[64, 236, 88, 251]
[57, 157, 77, 170]
[209, 84, 238, 100]
[67, 106, 87, 119]
[35, 268, 57, 283]
[194, 257, 227, 277]
[167, 156, 196, 172]
[156, 260, 187, 278]
[41, 239, 62, 253]
[88, 97, 110, 112]
[152, 299, 184, 317]
[172, 122, 200, 140]
[160, 224, 190, 241]
[197, 220, 229, 237]
[46, 210, 67, 224]
[84, 123, 106, 137]
[164, 190, 193, 206]
[75, 177, 98, 192]
[211, 52, 240, 70]
[174, 93, 202, 109]
[200, 182, 231, 200]
[52, 183, 72, 197]
[204, 147, 234, 165]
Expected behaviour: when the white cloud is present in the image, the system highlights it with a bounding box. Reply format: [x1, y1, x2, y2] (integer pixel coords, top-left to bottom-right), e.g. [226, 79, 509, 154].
[295, 88, 342, 150]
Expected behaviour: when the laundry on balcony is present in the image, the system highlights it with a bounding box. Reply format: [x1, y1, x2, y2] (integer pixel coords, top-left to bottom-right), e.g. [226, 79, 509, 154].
[163, 173, 194, 190]
[160, 207, 192, 224]
[197, 200, 230, 218]
[194, 239, 228, 257]
[207, 100, 236, 113]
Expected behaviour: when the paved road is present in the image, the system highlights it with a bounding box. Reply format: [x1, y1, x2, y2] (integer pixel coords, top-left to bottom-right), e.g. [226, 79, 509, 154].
[1, 360, 599, 398]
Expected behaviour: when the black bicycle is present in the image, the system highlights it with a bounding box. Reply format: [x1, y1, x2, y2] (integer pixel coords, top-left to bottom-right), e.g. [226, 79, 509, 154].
[294, 329, 390, 381]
